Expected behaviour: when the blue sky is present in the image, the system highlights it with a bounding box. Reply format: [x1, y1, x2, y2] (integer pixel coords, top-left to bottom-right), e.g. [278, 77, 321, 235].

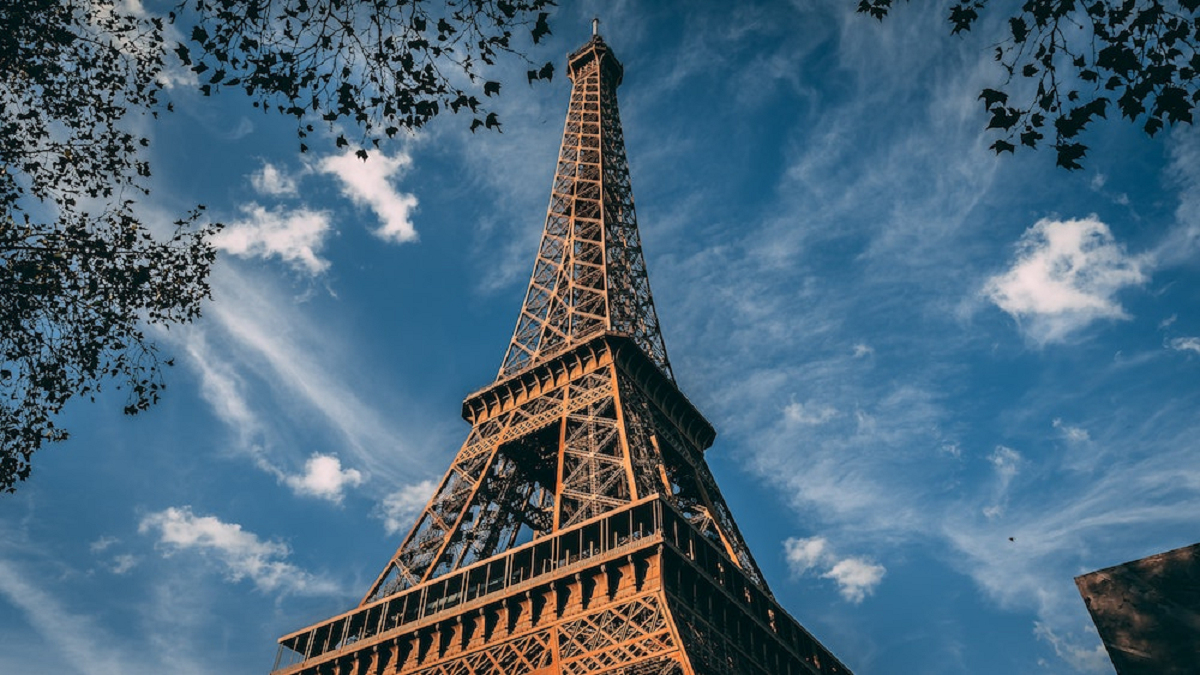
[3, 1, 1199, 673]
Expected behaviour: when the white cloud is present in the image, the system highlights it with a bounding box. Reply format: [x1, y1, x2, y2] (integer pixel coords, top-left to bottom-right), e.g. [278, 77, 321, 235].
[981, 504, 1005, 520]
[824, 557, 887, 604]
[88, 536, 139, 574]
[783, 535, 829, 575]
[782, 400, 838, 426]
[284, 454, 364, 504]
[110, 554, 139, 575]
[989, 446, 1022, 482]
[984, 446, 1023, 519]
[321, 150, 419, 243]
[139, 507, 336, 595]
[378, 480, 438, 535]
[211, 204, 333, 274]
[89, 536, 119, 554]
[851, 343, 874, 358]
[250, 162, 299, 196]
[1168, 336, 1200, 354]
[783, 536, 885, 603]
[984, 216, 1149, 344]
[1053, 418, 1090, 443]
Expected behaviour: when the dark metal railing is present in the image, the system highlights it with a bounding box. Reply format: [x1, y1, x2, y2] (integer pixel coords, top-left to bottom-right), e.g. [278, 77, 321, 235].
[272, 496, 665, 672]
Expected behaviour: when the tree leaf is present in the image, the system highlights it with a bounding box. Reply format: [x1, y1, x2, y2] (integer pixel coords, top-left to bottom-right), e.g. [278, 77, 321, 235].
[1055, 142, 1087, 169]
[532, 12, 551, 43]
[979, 88, 1008, 109]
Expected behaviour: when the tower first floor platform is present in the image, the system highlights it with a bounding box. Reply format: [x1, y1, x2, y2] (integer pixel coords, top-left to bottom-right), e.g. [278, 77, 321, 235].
[272, 497, 851, 675]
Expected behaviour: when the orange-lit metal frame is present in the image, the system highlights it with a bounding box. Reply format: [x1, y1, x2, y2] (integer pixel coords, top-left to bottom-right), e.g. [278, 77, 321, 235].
[270, 34, 854, 675]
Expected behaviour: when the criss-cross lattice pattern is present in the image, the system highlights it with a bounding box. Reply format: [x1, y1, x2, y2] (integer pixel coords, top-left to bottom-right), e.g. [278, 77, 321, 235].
[617, 376, 766, 588]
[558, 596, 676, 673]
[406, 631, 554, 675]
[366, 379, 574, 600]
[405, 595, 679, 675]
[364, 344, 767, 604]
[272, 31, 855, 675]
[499, 36, 672, 382]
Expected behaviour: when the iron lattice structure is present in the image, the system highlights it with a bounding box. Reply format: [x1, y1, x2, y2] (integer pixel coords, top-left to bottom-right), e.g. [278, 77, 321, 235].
[271, 33, 853, 675]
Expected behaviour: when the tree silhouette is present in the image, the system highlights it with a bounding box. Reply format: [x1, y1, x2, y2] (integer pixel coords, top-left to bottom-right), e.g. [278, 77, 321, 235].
[0, 0, 553, 492]
[858, 0, 1199, 169]
[177, 0, 555, 153]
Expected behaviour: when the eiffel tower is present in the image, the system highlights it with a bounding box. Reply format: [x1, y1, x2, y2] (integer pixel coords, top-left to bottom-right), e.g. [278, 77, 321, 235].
[270, 28, 853, 675]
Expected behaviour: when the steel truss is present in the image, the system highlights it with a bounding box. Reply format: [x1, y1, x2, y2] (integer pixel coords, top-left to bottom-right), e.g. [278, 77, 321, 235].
[272, 499, 851, 675]
[270, 33, 854, 675]
[499, 35, 671, 381]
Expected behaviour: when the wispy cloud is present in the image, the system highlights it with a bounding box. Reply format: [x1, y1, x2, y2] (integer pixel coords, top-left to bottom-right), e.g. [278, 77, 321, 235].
[983, 445, 1022, 519]
[783, 536, 886, 603]
[1167, 336, 1200, 354]
[1034, 622, 1112, 674]
[747, 379, 955, 541]
[983, 216, 1149, 345]
[110, 554, 139, 575]
[1153, 127, 1200, 267]
[1053, 418, 1090, 443]
[89, 536, 119, 554]
[284, 454, 365, 504]
[139, 506, 338, 595]
[169, 263, 430, 487]
[989, 445, 1022, 483]
[321, 150, 419, 243]
[206, 280, 408, 473]
[179, 325, 261, 444]
[782, 400, 839, 426]
[0, 559, 145, 675]
[87, 535, 141, 575]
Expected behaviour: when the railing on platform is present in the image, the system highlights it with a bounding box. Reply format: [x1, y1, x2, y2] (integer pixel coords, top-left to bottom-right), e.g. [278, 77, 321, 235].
[271, 494, 850, 675]
[272, 496, 665, 671]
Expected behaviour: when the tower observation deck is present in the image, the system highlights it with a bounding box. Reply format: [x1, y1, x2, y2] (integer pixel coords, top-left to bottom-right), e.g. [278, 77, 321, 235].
[269, 31, 854, 675]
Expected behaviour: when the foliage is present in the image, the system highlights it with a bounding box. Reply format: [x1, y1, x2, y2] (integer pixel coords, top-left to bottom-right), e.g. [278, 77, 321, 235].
[857, 0, 1200, 168]
[1, 0, 218, 492]
[175, 0, 557, 153]
[0, 0, 554, 492]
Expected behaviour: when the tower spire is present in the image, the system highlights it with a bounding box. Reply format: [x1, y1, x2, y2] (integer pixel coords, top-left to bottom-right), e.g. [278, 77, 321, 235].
[497, 32, 673, 383]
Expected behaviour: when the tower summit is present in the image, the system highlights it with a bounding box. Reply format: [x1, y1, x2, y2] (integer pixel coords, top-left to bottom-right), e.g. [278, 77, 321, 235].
[270, 31, 854, 675]
[497, 31, 671, 384]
